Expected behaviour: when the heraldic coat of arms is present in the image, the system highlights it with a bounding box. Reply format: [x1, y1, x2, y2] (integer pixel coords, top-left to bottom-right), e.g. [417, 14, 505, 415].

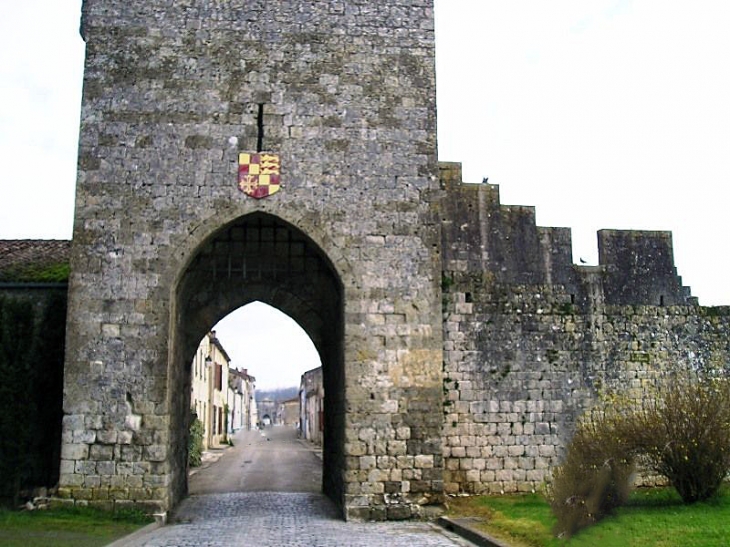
[238, 153, 281, 199]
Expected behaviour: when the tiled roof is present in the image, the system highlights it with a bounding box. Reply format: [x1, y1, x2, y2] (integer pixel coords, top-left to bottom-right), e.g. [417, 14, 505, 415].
[0, 240, 71, 283]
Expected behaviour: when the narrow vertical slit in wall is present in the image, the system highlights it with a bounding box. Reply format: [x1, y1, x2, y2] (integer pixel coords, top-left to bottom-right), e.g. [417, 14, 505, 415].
[660, 295, 665, 306]
[570, 294, 576, 304]
[256, 103, 265, 152]
[242, 224, 248, 279]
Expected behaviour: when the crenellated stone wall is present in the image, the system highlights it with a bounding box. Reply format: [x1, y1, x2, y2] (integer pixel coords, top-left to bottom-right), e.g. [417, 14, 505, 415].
[437, 162, 730, 495]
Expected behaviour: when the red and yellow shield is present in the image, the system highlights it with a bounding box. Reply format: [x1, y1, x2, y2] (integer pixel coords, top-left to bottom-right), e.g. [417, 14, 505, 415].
[238, 153, 281, 199]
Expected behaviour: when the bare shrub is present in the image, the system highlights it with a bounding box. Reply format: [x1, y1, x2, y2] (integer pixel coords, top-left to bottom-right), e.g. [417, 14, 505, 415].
[633, 374, 730, 503]
[548, 400, 636, 538]
[550, 372, 730, 538]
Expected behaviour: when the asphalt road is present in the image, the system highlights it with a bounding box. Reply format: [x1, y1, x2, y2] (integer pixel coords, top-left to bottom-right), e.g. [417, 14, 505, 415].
[188, 425, 323, 495]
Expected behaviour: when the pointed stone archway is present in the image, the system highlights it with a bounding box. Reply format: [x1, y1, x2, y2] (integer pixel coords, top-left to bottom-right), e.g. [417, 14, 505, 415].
[167, 212, 345, 509]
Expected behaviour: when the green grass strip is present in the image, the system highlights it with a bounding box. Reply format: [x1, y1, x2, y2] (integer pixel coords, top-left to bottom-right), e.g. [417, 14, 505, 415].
[0, 505, 152, 547]
[448, 487, 730, 547]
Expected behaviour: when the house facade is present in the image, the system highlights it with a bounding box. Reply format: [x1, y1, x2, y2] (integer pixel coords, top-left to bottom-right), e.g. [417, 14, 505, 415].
[190, 332, 231, 449]
[228, 368, 257, 433]
[277, 397, 299, 427]
[300, 367, 324, 446]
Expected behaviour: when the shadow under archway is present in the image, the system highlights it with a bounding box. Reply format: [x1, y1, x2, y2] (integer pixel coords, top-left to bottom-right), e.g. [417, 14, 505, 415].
[168, 212, 345, 514]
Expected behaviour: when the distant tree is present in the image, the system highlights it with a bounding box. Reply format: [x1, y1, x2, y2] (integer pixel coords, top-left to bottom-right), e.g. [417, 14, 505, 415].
[255, 386, 298, 402]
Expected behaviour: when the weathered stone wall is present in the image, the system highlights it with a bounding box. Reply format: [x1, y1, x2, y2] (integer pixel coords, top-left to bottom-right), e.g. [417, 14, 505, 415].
[438, 163, 730, 495]
[62, 0, 442, 518]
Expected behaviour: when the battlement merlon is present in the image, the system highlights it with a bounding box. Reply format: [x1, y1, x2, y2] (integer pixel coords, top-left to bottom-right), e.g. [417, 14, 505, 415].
[438, 162, 574, 286]
[598, 229, 695, 306]
[437, 161, 695, 305]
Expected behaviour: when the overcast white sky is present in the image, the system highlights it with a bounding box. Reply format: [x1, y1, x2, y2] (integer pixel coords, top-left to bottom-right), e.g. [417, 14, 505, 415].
[1, 1, 728, 389]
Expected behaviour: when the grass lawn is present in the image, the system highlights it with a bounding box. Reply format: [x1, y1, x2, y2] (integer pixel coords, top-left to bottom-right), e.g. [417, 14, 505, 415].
[0, 505, 153, 547]
[446, 487, 730, 546]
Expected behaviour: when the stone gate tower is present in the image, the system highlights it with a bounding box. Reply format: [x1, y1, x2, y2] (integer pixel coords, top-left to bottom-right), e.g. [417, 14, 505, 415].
[61, 0, 443, 519]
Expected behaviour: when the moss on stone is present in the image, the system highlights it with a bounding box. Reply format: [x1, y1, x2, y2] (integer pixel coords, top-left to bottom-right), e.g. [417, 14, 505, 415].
[0, 262, 70, 283]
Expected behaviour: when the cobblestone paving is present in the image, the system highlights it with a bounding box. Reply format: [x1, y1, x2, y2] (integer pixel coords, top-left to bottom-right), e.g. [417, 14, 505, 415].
[121, 492, 476, 546]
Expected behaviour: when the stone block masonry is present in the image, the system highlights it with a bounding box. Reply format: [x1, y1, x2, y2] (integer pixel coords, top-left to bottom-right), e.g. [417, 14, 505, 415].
[62, 0, 443, 519]
[438, 163, 730, 495]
